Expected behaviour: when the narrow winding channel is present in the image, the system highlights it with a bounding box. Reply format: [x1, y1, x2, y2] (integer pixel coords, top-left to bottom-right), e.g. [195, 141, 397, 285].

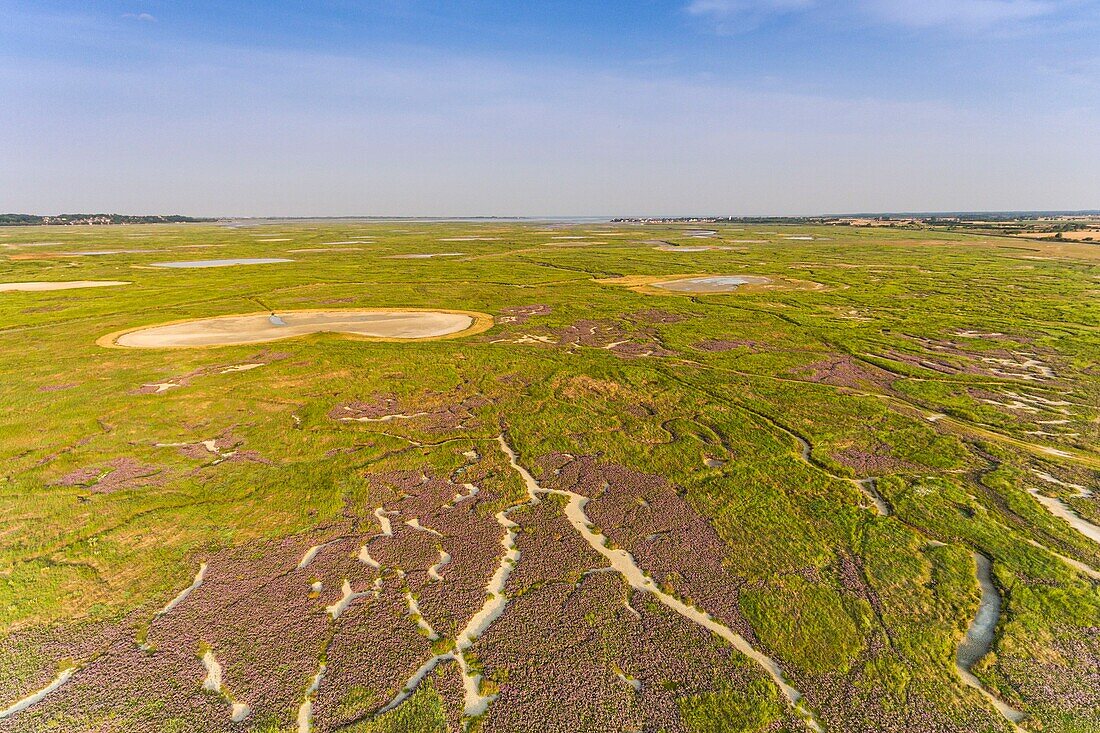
[1027, 488, 1100, 546]
[956, 553, 1025, 725]
[0, 668, 76, 720]
[496, 434, 824, 732]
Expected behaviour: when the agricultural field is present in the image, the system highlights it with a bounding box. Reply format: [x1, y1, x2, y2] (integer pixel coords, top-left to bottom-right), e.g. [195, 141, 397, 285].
[0, 220, 1097, 732]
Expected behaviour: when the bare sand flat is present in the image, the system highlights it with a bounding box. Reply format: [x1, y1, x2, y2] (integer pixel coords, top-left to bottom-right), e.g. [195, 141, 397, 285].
[1024, 230, 1100, 241]
[599, 273, 821, 296]
[1, 281, 130, 292]
[150, 258, 293, 268]
[61, 250, 155, 256]
[386, 252, 464, 259]
[653, 275, 771, 292]
[288, 247, 362, 253]
[107, 309, 491, 348]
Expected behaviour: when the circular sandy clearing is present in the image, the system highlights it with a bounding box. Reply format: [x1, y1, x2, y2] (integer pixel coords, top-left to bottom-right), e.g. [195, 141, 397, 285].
[100, 309, 493, 349]
[598, 273, 823, 295]
[1, 280, 130, 292]
[150, 258, 293, 269]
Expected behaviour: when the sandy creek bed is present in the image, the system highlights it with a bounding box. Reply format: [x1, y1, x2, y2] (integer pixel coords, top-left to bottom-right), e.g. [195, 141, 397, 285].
[1028, 474, 1100, 546]
[106, 310, 487, 348]
[957, 553, 1025, 724]
[493, 435, 823, 730]
[0, 669, 76, 720]
[370, 436, 823, 730]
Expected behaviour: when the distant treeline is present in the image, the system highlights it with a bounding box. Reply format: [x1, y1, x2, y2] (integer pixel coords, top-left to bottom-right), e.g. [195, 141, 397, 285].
[0, 214, 214, 226]
[614, 211, 1100, 225]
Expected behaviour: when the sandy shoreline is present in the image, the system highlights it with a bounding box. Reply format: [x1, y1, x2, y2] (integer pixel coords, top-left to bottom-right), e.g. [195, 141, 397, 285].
[102, 309, 493, 348]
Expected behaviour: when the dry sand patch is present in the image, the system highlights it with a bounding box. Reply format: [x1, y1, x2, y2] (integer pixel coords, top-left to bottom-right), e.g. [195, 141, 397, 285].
[288, 247, 363, 253]
[60, 250, 155, 256]
[653, 245, 734, 252]
[386, 253, 465, 259]
[599, 273, 822, 296]
[0, 281, 130, 292]
[1017, 230, 1100, 242]
[150, 258, 293, 269]
[103, 309, 493, 348]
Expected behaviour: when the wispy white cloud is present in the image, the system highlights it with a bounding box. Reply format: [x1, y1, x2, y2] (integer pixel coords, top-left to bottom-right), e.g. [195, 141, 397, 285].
[686, 0, 817, 32]
[687, 0, 816, 13]
[121, 12, 156, 23]
[688, 0, 1088, 32]
[863, 0, 1057, 29]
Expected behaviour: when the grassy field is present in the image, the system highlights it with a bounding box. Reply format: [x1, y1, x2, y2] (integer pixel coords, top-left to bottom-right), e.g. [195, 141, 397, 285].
[0, 221, 1097, 732]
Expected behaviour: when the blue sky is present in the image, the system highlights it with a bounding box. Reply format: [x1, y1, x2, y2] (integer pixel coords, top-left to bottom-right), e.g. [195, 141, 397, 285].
[1, 1, 1097, 216]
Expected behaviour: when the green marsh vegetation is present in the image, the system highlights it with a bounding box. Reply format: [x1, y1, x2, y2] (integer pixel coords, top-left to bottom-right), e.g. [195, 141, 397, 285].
[0, 221, 1096, 731]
